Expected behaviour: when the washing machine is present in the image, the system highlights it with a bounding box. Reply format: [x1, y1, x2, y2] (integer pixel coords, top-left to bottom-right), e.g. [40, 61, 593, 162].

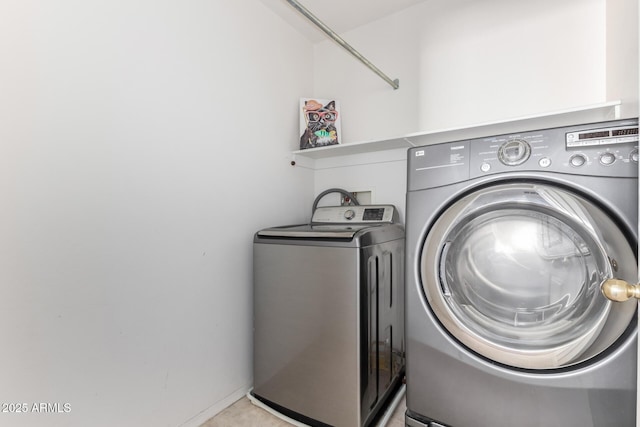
[404, 118, 639, 427]
[252, 204, 405, 427]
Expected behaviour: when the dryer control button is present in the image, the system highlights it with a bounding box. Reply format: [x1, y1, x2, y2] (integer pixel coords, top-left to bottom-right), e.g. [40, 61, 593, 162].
[599, 152, 616, 165]
[630, 149, 639, 163]
[569, 154, 587, 167]
[344, 209, 355, 220]
[538, 157, 551, 168]
[480, 162, 491, 172]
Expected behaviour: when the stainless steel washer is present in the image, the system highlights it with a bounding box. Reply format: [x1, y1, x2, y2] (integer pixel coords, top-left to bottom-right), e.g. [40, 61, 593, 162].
[253, 205, 405, 427]
[404, 118, 639, 427]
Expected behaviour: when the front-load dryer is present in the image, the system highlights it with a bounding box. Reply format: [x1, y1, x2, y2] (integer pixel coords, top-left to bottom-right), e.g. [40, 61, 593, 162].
[404, 118, 639, 427]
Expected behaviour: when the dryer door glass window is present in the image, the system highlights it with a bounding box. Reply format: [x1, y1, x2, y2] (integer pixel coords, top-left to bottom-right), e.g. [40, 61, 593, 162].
[421, 183, 637, 370]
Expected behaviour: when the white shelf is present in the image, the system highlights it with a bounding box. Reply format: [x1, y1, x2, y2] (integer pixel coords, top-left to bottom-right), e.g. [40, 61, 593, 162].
[292, 101, 624, 163]
[294, 136, 411, 160]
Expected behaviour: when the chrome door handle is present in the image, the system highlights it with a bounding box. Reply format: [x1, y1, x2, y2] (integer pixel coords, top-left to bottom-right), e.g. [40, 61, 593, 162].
[601, 279, 640, 302]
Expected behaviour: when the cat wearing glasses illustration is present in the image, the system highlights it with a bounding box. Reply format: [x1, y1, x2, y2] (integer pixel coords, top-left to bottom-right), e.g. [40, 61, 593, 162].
[300, 99, 339, 150]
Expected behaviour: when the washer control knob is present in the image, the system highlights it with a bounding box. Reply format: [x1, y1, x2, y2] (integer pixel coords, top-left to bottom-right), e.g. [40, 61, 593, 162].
[498, 139, 531, 166]
[630, 149, 639, 163]
[344, 209, 356, 220]
[569, 154, 587, 167]
[599, 152, 616, 166]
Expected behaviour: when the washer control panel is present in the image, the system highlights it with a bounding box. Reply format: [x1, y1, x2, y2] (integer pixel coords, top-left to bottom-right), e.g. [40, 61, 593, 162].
[311, 205, 398, 224]
[565, 123, 639, 168]
[469, 119, 638, 179]
[407, 118, 638, 191]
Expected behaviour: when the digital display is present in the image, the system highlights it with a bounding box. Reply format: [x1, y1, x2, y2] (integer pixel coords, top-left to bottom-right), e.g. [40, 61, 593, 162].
[612, 128, 639, 136]
[566, 125, 638, 149]
[579, 131, 609, 140]
[363, 208, 384, 221]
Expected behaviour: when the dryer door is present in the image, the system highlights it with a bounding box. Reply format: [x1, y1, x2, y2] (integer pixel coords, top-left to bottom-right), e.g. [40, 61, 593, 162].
[421, 182, 637, 370]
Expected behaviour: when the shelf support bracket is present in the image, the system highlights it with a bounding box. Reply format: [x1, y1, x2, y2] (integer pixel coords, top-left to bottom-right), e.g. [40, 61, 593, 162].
[285, 0, 399, 90]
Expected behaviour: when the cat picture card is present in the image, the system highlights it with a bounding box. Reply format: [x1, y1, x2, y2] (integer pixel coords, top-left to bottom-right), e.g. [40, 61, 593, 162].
[299, 98, 341, 150]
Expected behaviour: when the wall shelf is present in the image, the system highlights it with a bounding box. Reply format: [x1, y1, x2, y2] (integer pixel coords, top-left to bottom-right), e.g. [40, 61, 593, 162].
[292, 101, 624, 166]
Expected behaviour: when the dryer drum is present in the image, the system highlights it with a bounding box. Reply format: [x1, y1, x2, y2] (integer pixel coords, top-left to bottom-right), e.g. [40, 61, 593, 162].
[421, 182, 637, 370]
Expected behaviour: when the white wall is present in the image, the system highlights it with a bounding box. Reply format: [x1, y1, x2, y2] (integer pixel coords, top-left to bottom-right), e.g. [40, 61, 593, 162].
[313, 7, 422, 145]
[0, 1, 314, 426]
[606, 0, 639, 117]
[314, 0, 613, 143]
[312, 149, 408, 221]
[417, 0, 609, 131]
[311, 0, 637, 219]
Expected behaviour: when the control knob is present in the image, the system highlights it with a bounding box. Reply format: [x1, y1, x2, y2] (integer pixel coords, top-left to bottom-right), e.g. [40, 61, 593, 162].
[599, 152, 616, 166]
[569, 154, 587, 167]
[344, 209, 356, 220]
[498, 139, 531, 166]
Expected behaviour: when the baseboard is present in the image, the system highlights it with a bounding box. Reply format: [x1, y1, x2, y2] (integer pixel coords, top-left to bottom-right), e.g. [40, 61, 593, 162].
[178, 383, 251, 427]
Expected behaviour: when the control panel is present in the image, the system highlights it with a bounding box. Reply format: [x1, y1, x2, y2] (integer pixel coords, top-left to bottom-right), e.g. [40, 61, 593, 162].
[566, 123, 639, 168]
[468, 119, 638, 179]
[407, 118, 638, 191]
[311, 205, 398, 224]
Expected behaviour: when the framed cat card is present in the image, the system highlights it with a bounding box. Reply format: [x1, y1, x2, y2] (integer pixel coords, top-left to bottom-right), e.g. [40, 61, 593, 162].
[299, 98, 341, 150]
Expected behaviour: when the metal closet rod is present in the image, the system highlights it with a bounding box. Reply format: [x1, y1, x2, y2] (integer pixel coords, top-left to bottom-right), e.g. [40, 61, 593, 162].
[285, 0, 399, 90]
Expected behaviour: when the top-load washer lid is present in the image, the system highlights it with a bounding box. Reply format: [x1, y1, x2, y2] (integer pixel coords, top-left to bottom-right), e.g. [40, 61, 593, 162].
[256, 205, 401, 241]
[257, 224, 374, 239]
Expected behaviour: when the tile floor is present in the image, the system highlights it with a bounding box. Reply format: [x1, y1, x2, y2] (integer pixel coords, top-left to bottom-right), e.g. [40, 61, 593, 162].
[200, 392, 406, 427]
